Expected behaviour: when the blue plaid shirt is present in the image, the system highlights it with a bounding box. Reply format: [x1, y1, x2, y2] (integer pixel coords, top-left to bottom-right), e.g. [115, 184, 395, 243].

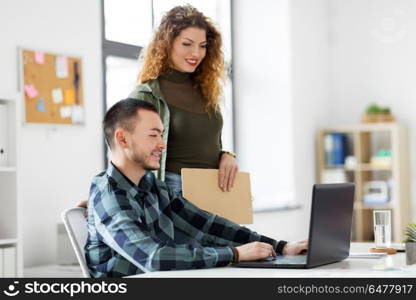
[85, 163, 278, 277]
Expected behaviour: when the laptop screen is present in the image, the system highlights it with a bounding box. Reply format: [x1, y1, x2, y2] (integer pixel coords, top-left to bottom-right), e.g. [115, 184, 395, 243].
[306, 183, 355, 267]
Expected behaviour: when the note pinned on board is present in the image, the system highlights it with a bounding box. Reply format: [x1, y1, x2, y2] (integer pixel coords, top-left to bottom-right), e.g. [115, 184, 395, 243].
[36, 98, 46, 112]
[35, 51, 45, 64]
[56, 56, 69, 78]
[64, 89, 75, 105]
[24, 84, 39, 99]
[60, 106, 72, 118]
[71, 105, 84, 123]
[51, 88, 63, 103]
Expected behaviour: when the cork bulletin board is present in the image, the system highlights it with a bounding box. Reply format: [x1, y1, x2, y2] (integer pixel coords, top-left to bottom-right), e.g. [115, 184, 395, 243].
[20, 49, 84, 125]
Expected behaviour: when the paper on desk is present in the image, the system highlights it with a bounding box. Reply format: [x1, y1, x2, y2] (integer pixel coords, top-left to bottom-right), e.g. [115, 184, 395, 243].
[349, 252, 387, 258]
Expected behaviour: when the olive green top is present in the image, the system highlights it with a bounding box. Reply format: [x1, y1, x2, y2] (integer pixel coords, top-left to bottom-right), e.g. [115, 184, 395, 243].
[128, 70, 223, 180]
[159, 69, 223, 174]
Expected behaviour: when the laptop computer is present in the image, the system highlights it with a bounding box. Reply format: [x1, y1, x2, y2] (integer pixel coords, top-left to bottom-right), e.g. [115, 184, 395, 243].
[234, 183, 355, 269]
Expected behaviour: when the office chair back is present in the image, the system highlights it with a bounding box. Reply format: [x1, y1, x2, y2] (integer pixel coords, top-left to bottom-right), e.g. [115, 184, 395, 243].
[61, 207, 90, 278]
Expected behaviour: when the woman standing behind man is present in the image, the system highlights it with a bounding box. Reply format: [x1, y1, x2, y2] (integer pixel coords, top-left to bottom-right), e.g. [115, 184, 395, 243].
[129, 5, 238, 194]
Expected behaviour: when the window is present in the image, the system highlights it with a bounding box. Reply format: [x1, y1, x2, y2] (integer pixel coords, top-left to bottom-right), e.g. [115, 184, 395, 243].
[105, 56, 140, 109]
[233, 0, 295, 211]
[152, 0, 234, 150]
[104, 0, 153, 46]
[101, 0, 234, 163]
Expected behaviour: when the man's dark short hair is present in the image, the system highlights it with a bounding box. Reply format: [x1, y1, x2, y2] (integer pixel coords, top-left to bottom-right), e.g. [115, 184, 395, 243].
[103, 98, 158, 149]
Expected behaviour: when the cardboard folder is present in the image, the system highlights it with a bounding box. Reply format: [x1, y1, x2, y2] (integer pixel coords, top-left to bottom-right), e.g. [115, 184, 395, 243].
[181, 168, 253, 224]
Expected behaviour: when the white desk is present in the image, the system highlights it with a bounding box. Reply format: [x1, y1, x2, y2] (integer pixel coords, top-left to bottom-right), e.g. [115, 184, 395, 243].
[130, 243, 416, 278]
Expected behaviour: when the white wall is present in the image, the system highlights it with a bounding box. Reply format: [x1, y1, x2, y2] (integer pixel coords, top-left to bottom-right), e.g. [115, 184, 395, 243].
[328, 0, 416, 218]
[234, 0, 330, 239]
[290, 0, 331, 210]
[0, 0, 104, 266]
[233, 0, 295, 211]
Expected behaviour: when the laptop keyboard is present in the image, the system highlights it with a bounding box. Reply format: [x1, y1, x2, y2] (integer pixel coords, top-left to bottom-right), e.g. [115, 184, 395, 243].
[262, 255, 307, 264]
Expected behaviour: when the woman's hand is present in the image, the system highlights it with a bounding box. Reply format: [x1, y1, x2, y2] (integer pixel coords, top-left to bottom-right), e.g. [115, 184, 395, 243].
[218, 152, 238, 192]
[77, 200, 88, 217]
[77, 200, 88, 209]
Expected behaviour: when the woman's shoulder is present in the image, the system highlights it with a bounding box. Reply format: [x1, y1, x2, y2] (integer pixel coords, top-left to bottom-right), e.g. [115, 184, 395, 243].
[128, 79, 161, 102]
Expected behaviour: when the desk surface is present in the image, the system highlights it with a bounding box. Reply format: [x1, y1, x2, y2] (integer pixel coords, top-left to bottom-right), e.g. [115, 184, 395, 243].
[130, 243, 416, 278]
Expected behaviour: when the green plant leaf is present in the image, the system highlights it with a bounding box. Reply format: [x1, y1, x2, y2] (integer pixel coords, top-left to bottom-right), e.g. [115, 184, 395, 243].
[404, 223, 416, 242]
[366, 104, 381, 114]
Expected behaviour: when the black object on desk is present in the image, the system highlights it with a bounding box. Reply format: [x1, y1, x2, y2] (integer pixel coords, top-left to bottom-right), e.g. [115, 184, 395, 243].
[235, 183, 355, 269]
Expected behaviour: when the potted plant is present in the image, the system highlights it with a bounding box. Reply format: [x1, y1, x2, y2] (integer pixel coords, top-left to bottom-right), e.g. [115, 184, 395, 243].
[362, 103, 395, 123]
[404, 222, 416, 265]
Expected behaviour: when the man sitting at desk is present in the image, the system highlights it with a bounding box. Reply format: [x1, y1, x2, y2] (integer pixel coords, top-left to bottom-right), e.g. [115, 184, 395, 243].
[85, 98, 307, 277]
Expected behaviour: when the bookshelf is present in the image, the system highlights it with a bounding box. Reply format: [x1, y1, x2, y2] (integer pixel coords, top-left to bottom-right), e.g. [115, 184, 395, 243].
[0, 97, 21, 277]
[317, 123, 410, 243]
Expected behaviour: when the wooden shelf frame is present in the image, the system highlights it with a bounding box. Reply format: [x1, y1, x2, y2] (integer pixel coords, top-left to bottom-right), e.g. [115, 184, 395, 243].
[317, 123, 410, 242]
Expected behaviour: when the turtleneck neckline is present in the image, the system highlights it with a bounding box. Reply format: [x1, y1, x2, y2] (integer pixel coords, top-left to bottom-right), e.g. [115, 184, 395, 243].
[161, 68, 192, 84]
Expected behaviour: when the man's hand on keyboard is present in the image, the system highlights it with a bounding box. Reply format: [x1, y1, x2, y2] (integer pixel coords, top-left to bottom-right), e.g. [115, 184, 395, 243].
[236, 242, 277, 262]
[282, 240, 308, 255]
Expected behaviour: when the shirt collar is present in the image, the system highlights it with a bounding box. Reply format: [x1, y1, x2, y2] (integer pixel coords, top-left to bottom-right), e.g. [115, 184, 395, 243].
[107, 162, 154, 193]
[160, 68, 192, 84]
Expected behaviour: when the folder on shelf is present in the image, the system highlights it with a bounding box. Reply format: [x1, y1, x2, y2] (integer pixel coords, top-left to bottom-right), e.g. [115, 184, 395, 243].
[181, 168, 253, 224]
[332, 133, 346, 165]
[324, 133, 347, 166]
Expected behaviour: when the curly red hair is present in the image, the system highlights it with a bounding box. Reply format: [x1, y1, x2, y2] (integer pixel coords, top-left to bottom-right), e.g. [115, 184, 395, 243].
[138, 5, 224, 112]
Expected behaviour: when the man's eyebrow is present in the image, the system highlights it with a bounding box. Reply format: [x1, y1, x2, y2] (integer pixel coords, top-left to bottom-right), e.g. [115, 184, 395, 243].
[184, 37, 206, 44]
[150, 128, 163, 133]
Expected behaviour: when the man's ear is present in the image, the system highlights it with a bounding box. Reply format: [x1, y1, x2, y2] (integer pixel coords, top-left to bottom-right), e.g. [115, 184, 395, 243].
[114, 128, 129, 149]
